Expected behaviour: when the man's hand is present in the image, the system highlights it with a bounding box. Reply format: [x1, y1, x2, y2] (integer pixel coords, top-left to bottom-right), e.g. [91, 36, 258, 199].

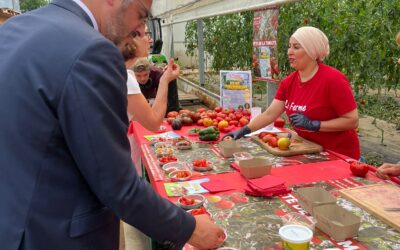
[221, 125, 251, 141]
[376, 163, 400, 179]
[289, 112, 321, 132]
[187, 214, 225, 249]
[161, 59, 180, 83]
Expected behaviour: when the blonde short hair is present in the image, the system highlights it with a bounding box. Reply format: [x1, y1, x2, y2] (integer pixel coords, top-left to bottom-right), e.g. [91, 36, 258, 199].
[132, 58, 151, 72]
[292, 26, 330, 62]
[396, 32, 400, 46]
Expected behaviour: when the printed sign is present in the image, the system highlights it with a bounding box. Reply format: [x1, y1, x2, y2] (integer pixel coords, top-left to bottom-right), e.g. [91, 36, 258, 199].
[220, 70, 252, 110]
[252, 8, 280, 82]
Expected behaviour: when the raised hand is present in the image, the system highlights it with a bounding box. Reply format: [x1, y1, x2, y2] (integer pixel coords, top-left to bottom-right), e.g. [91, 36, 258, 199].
[161, 59, 180, 83]
[289, 112, 320, 132]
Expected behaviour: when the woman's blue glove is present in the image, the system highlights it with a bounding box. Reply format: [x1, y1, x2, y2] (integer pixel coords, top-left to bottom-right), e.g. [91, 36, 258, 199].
[289, 112, 321, 132]
[221, 125, 251, 140]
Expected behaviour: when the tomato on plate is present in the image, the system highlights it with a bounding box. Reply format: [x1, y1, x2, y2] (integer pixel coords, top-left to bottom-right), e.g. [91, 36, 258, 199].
[192, 160, 209, 168]
[175, 171, 190, 178]
[189, 207, 208, 216]
[159, 155, 177, 163]
[179, 197, 195, 206]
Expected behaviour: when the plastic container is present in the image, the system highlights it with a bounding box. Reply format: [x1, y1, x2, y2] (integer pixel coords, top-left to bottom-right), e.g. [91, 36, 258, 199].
[279, 224, 313, 250]
[162, 162, 189, 174]
[233, 152, 253, 164]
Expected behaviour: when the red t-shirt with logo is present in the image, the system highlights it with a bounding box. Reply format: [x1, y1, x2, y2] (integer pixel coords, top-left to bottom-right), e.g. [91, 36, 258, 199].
[275, 64, 360, 159]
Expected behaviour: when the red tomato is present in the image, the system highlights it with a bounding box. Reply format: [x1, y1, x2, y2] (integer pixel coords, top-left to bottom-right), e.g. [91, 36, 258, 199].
[192, 160, 208, 167]
[208, 112, 217, 119]
[197, 108, 207, 113]
[167, 111, 178, 118]
[228, 120, 238, 126]
[239, 117, 249, 126]
[235, 112, 243, 120]
[179, 109, 191, 115]
[190, 113, 201, 122]
[242, 109, 251, 116]
[262, 134, 276, 143]
[274, 118, 285, 127]
[190, 207, 209, 216]
[216, 113, 227, 119]
[222, 108, 231, 114]
[258, 132, 270, 139]
[180, 197, 195, 205]
[214, 106, 223, 113]
[176, 171, 190, 178]
[267, 136, 278, 147]
[228, 113, 237, 120]
[160, 155, 177, 163]
[349, 161, 369, 177]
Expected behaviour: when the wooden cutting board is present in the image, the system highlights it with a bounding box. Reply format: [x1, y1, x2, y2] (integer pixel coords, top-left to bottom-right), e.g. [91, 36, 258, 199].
[251, 134, 323, 156]
[339, 183, 400, 231]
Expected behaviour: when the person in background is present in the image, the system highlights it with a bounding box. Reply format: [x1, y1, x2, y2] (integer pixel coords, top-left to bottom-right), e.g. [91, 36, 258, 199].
[133, 57, 182, 115]
[223, 26, 360, 160]
[376, 32, 400, 180]
[119, 32, 173, 131]
[0, 0, 225, 249]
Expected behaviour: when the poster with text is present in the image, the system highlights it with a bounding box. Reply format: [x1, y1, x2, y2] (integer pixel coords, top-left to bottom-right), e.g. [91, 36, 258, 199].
[220, 70, 252, 111]
[252, 8, 280, 82]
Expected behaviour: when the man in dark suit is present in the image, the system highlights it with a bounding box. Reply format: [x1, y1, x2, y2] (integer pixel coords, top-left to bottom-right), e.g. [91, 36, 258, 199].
[0, 0, 224, 249]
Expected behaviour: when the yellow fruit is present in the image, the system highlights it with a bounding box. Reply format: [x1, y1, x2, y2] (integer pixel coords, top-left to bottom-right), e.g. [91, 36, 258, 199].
[207, 196, 222, 203]
[277, 137, 291, 150]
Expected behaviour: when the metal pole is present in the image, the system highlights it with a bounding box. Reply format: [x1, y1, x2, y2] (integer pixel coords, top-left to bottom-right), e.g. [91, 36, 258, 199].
[169, 24, 174, 59]
[197, 19, 205, 87]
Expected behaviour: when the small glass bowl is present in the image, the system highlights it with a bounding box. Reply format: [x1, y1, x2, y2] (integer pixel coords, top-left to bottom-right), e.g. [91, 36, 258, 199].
[169, 170, 192, 182]
[162, 162, 189, 174]
[177, 194, 205, 210]
[191, 161, 214, 172]
[176, 140, 192, 150]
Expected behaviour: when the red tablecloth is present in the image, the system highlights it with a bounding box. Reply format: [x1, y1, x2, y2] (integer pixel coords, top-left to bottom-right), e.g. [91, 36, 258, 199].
[128, 121, 377, 199]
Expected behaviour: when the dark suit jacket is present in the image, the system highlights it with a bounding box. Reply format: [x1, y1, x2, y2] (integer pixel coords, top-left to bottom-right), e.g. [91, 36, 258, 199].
[0, 1, 194, 249]
[139, 67, 182, 115]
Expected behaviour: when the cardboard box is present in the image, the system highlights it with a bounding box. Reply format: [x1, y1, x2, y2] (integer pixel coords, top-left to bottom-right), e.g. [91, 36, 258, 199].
[313, 204, 361, 241]
[239, 158, 271, 179]
[218, 141, 242, 158]
[296, 187, 336, 215]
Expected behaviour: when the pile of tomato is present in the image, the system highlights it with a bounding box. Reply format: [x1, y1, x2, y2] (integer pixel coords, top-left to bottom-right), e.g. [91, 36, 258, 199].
[192, 160, 209, 168]
[167, 107, 251, 132]
[175, 171, 190, 178]
[258, 132, 278, 148]
[179, 196, 196, 206]
[189, 207, 208, 216]
[159, 155, 177, 164]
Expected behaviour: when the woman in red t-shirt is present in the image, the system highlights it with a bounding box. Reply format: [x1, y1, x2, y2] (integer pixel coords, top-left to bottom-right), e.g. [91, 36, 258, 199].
[224, 26, 360, 159]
